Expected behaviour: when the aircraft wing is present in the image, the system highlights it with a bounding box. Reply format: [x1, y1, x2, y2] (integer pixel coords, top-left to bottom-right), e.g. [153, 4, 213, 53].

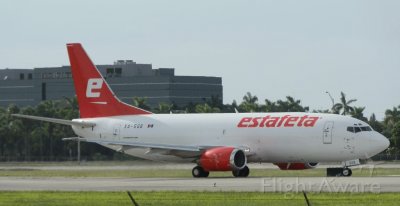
[78, 138, 206, 158]
[84, 138, 202, 151]
[76, 138, 252, 159]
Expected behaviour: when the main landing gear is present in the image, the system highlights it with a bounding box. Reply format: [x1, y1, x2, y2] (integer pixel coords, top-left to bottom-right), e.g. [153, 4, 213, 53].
[192, 166, 209, 178]
[232, 166, 250, 177]
[326, 167, 352, 177]
[192, 166, 250, 178]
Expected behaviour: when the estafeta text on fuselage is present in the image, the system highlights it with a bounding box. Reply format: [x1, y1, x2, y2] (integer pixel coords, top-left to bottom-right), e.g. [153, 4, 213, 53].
[237, 115, 319, 128]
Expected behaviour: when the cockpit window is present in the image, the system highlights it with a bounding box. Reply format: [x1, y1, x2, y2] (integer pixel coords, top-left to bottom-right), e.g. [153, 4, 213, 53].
[347, 126, 373, 133]
[366, 126, 372, 131]
[354, 127, 361, 133]
[347, 127, 354, 133]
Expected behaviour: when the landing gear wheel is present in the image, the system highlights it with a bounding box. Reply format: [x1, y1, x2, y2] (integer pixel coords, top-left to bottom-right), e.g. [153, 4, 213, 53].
[327, 167, 353, 177]
[232, 166, 250, 177]
[192, 166, 209, 178]
[342, 168, 352, 177]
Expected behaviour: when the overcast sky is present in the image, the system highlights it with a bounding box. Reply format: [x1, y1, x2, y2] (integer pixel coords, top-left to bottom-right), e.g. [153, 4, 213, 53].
[1, 0, 399, 119]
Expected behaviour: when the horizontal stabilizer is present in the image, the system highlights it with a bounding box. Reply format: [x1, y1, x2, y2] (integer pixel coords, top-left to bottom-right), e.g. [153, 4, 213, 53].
[62, 137, 82, 141]
[12, 114, 96, 127]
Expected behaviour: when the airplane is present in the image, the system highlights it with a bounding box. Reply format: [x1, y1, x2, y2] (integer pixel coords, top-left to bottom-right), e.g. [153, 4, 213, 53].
[12, 43, 390, 177]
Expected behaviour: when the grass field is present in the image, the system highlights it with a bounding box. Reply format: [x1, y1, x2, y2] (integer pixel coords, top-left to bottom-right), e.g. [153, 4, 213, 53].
[0, 191, 399, 206]
[0, 168, 399, 178]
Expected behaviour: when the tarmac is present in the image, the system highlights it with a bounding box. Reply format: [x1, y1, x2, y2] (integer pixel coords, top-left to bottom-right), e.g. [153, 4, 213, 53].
[0, 177, 399, 192]
[0, 162, 399, 192]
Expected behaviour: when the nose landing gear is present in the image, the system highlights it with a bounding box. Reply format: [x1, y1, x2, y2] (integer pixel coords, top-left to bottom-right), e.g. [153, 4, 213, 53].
[341, 167, 352, 176]
[327, 167, 352, 177]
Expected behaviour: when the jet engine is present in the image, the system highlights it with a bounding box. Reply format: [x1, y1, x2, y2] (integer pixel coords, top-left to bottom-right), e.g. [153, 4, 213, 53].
[274, 162, 319, 170]
[199, 147, 247, 171]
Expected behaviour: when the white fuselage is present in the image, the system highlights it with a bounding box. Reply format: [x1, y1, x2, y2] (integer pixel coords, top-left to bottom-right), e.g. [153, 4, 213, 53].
[72, 112, 389, 163]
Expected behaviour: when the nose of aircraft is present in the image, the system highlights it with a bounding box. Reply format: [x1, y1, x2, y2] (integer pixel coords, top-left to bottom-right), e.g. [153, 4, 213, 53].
[368, 132, 390, 156]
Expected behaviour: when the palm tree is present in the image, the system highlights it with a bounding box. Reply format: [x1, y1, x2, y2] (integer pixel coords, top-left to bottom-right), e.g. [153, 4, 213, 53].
[64, 97, 78, 111]
[207, 95, 223, 109]
[195, 103, 220, 113]
[369, 113, 383, 132]
[132, 97, 151, 111]
[332, 92, 357, 115]
[239, 92, 259, 112]
[384, 106, 400, 127]
[223, 100, 239, 113]
[350, 106, 367, 122]
[391, 122, 400, 150]
[275, 96, 309, 112]
[243, 92, 258, 104]
[63, 97, 79, 119]
[155, 102, 172, 114]
[264, 99, 278, 112]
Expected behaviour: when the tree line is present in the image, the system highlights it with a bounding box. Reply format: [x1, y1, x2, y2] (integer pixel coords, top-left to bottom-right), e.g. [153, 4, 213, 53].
[0, 92, 399, 161]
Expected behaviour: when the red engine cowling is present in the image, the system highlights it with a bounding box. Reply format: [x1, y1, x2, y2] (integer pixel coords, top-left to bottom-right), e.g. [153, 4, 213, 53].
[274, 162, 319, 170]
[199, 147, 247, 171]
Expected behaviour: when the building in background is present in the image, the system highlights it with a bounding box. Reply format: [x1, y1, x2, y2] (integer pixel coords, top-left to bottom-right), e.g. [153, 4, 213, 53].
[0, 60, 222, 108]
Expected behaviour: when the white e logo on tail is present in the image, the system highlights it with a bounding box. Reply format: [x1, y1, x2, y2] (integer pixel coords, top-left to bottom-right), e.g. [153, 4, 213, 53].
[86, 78, 103, 98]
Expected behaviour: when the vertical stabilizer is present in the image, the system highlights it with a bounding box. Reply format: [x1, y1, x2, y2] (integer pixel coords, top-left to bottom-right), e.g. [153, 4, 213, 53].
[66, 43, 152, 118]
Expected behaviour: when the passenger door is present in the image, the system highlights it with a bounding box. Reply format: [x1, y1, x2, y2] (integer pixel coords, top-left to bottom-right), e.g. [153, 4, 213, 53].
[322, 121, 334, 144]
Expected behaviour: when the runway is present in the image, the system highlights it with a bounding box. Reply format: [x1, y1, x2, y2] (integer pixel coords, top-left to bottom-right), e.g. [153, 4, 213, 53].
[1, 176, 400, 192]
[1, 163, 400, 192]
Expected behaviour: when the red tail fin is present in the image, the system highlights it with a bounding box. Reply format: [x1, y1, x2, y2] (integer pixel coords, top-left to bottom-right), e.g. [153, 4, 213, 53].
[66, 43, 151, 118]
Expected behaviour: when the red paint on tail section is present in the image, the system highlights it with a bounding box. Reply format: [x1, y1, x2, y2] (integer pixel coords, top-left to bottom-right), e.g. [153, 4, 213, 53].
[66, 43, 151, 118]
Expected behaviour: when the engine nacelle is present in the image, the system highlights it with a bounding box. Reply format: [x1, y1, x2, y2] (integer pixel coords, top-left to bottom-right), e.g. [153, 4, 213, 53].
[199, 147, 247, 171]
[274, 162, 319, 170]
